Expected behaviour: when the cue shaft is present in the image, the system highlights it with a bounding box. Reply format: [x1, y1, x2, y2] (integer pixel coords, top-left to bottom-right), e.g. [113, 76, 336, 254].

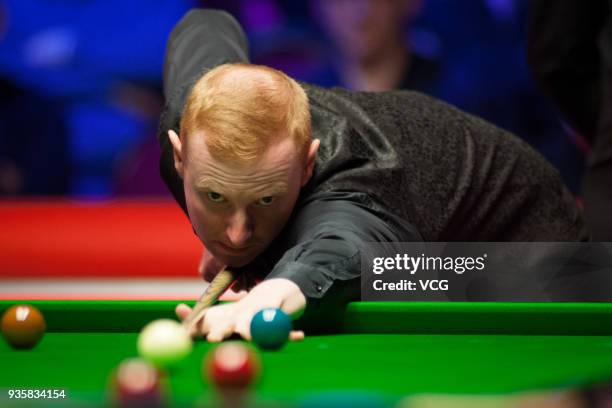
[182, 269, 235, 332]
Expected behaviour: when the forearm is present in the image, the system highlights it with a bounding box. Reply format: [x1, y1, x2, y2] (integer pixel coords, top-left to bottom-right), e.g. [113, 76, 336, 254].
[264, 193, 421, 322]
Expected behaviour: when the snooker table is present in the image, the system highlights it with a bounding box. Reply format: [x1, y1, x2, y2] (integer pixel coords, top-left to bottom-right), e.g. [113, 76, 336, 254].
[2, 300, 612, 407]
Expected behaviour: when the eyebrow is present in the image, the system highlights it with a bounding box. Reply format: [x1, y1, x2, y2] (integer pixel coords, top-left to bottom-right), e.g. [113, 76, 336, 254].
[195, 178, 289, 195]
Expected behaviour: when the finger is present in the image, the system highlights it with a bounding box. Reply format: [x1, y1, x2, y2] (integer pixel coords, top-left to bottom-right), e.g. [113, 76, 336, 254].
[176, 303, 204, 337]
[235, 325, 251, 341]
[219, 289, 248, 302]
[175, 303, 192, 321]
[206, 322, 235, 343]
[234, 314, 253, 342]
[280, 295, 305, 318]
[201, 304, 236, 342]
[289, 330, 305, 341]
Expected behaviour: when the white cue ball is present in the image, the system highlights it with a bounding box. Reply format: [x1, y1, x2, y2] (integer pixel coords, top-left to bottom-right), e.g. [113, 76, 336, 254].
[137, 319, 192, 367]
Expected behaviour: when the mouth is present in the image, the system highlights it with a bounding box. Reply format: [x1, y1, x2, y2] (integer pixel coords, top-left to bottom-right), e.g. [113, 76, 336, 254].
[215, 242, 251, 255]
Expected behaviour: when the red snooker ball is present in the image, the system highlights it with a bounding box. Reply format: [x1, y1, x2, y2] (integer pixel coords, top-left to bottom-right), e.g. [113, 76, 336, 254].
[114, 358, 165, 408]
[205, 342, 260, 390]
[1, 304, 46, 349]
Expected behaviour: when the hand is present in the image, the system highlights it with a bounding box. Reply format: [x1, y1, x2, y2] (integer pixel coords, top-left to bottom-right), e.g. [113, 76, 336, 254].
[198, 249, 256, 293]
[198, 249, 226, 283]
[176, 278, 306, 342]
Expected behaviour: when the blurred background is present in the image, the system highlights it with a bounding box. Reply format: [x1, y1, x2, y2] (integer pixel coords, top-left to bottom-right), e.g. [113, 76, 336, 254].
[0, 0, 587, 200]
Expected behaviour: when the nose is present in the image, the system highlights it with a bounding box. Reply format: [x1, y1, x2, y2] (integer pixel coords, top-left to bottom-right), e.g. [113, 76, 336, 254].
[225, 209, 253, 247]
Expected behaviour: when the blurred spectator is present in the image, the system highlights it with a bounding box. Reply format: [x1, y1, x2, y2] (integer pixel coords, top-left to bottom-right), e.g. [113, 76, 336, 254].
[309, 0, 439, 93]
[113, 136, 170, 197]
[0, 77, 70, 195]
[0, 0, 588, 198]
[295, 0, 583, 193]
[434, 0, 586, 194]
[528, 0, 612, 240]
[0, 0, 192, 197]
[0, 1, 69, 195]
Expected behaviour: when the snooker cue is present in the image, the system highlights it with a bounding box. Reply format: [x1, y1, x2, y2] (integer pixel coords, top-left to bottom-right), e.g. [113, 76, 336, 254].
[182, 268, 236, 332]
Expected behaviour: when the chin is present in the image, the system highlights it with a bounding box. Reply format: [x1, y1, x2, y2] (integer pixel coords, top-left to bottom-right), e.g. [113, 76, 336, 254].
[207, 241, 268, 269]
[215, 252, 258, 268]
[224, 257, 252, 268]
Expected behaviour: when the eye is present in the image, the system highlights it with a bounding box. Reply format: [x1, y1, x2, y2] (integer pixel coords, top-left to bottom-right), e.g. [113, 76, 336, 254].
[256, 196, 274, 206]
[207, 192, 225, 203]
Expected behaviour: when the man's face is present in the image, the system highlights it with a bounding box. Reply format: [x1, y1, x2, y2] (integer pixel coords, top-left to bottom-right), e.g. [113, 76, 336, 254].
[181, 133, 311, 267]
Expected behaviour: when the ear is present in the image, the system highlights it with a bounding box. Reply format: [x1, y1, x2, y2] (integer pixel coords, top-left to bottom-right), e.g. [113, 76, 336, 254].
[301, 139, 320, 186]
[168, 130, 184, 177]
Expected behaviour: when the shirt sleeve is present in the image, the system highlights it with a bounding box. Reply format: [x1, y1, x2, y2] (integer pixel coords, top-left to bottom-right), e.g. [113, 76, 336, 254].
[264, 192, 422, 318]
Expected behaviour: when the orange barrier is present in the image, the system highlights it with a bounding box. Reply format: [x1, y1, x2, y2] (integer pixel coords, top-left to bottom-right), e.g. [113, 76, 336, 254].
[0, 200, 202, 278]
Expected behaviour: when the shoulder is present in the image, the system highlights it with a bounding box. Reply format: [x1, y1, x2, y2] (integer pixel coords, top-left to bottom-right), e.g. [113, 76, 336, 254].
[291, 191, 422, 242]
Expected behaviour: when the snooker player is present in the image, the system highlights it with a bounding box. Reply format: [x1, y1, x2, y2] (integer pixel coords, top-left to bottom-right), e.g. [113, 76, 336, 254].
[158, 9, 588, 342]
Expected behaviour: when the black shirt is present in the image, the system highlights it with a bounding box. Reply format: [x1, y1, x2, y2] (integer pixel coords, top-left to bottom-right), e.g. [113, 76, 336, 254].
[158, 9, 588, 311]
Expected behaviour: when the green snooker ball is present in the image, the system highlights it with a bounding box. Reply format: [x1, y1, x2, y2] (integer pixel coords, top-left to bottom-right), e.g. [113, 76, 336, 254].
[249, 308, 291, 350]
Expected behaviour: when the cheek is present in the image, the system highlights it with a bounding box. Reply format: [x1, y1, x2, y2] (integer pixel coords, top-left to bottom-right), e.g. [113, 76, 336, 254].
[276, 199, 297, 219]
[184, 193, 220, 240]
[253, 211, 287, 243]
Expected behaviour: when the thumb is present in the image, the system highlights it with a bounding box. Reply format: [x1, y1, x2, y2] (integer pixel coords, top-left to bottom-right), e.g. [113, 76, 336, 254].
[175, 303, 192, 321]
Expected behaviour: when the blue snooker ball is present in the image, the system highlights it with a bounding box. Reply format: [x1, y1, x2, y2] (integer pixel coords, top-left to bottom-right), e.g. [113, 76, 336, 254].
[298, 391, 393, 408]
[250, 308, 292, 350]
